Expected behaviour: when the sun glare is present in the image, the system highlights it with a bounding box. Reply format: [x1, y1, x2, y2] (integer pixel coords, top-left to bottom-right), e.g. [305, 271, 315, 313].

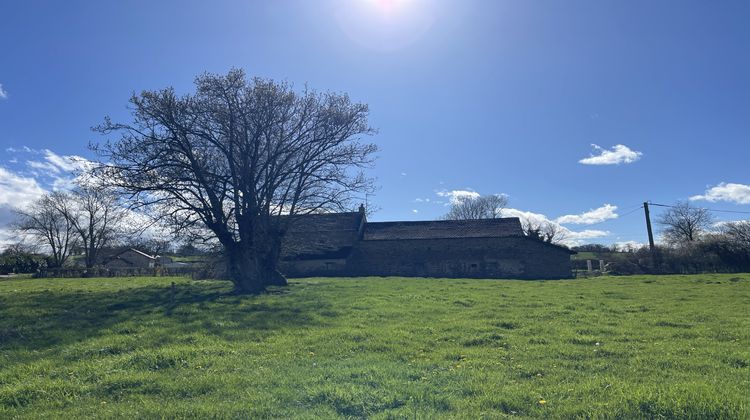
[337, 0, 435, 52]
[367, 0, 408, 15]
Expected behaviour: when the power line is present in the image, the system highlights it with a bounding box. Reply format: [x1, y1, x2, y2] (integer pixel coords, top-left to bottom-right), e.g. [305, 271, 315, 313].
[561, 203, 643, 228]
[648, 202, 750, 215]
[618, 205, 644, 218]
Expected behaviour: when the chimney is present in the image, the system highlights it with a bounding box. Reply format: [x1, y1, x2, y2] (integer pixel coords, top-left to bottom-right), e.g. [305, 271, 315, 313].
[358, 203, 366, 214]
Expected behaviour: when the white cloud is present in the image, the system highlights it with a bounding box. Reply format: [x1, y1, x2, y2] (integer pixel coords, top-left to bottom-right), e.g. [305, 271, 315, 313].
[690, 182, 750, 205]
[44, 150, 77, 172]
[28, 160, 61, 174]
[0, 149, 98, 243]
[436, 189, 480, 205]
[0, 167, 46, 250]
[556, 204, 618, 225]
[0, 220, 37, 251]
[501, 208, 550, 226]
[11, 147, 91, 174]
[6, 146, 38, 153]
[0, 84, 7, 99]
[0, 167, 46, 209]
[51, 176, 78, 191]
[22, 149, 95, 189]
[579, 144, 642, 165]
[44, 149, 92, 172]
[0, 228, 18, 250]
[713, 219, 750, 229]
[412, 209, 418, 213]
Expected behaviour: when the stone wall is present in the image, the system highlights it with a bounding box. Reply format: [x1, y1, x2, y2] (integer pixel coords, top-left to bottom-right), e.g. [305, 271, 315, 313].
[280, 236, 573, 279]
[278, 258, 348, 278]
[345, 236, 572, 279]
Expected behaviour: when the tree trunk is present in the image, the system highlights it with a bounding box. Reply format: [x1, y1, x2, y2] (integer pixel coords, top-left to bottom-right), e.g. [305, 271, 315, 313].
[258, 233, 288, 287]
[258, 258, 287, 287]
[225, 245, 287, 293]
[226, 246, 264, 293]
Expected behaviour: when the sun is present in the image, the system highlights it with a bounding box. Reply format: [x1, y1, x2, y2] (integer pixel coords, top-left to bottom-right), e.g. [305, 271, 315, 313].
[365, 0, 413, 15]
[338, 0, 435, 51]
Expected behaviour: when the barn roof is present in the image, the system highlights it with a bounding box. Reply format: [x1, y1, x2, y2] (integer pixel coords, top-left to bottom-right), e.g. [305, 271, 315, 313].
[281, 214, 574, 258]
[99, 247, 156, 262]
[281, 212, 365, 259]
[363, 217, 525, 241]
[284, 212, 364, 233]
[126, 248, 157, 260]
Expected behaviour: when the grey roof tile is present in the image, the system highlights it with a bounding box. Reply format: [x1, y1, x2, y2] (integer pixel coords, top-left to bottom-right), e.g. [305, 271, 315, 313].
[281, 212, 364, 259]
[363, 218, 524, 240]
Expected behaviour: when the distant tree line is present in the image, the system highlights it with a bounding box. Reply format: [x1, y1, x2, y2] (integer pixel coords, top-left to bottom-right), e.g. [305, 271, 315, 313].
[575, 202, 750, 275]
[650, 201, 750, 274]
[0, 244, 47, 275]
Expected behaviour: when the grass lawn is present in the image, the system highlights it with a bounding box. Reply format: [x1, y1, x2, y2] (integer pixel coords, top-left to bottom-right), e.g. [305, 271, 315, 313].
[1, 274, 748, 418]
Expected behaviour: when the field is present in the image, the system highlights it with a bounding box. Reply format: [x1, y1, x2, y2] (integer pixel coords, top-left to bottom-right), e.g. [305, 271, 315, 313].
[1, 274, 748, 418]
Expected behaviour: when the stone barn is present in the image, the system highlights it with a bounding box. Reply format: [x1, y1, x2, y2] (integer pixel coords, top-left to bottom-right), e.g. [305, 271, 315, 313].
[280, 212, 365, 276]
[278, 208, 574, 279]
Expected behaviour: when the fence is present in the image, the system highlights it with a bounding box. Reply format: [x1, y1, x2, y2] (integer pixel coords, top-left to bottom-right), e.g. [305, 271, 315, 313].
[572, 259, 608, 278]
[36, 266, 202, 278]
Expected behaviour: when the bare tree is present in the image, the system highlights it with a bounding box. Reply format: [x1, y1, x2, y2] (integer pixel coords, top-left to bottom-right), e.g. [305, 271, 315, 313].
[60, 186, 128, 268]
[540, 222, 567, 244]
[13, 192, 78, 268]
[657, 201, 713, 244]
[92, 69, 377, 293]
[522, 219, 567, 244]
[443, 195, 508, 220]
[721, 220, 750, 248]
[521, 220, 542, 240]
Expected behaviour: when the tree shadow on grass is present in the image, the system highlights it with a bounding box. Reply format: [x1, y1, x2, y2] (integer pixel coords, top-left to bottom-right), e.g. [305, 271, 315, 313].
[0, 279, 330, 365]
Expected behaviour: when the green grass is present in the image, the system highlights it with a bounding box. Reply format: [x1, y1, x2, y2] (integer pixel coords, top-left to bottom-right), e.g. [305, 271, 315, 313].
[1, 274, 748, 418]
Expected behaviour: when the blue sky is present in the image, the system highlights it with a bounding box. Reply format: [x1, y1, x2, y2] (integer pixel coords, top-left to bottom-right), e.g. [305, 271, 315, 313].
[1, 0, 749, 247]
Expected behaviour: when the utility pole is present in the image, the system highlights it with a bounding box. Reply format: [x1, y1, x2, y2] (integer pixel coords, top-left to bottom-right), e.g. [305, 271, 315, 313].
[643, 202, 655, 251]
